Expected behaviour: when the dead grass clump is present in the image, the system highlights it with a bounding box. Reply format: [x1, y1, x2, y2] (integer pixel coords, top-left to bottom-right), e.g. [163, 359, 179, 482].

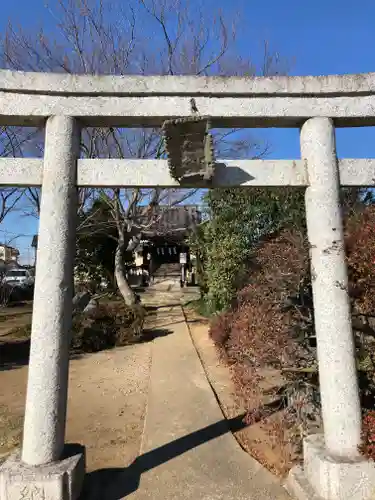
[0, 408, 22, 458]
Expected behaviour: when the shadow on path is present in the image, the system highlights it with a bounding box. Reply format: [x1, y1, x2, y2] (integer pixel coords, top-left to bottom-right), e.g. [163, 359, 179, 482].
[139, 327, 174, 342]
[81, 413, 249, 499]
[0, 327, 173, 372]
[0, 338, 30, 371]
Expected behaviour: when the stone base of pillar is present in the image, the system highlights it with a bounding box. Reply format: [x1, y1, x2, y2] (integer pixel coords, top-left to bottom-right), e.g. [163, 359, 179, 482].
[0, 444, 85, 500]
[285, 434, 375, 500]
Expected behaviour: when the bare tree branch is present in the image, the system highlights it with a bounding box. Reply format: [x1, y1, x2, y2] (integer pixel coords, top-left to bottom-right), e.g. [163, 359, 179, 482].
[0, 0, 289, 302]
[0, 189, 24, 225]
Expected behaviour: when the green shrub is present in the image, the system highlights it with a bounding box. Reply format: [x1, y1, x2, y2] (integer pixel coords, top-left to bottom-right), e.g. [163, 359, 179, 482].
[71, 303, 146, 353]
[191, 187, 306, 314]
[2, 303, 147, 362]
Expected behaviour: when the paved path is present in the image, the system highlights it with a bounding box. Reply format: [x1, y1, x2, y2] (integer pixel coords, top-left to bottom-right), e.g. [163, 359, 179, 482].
[104, 305, 291, 500]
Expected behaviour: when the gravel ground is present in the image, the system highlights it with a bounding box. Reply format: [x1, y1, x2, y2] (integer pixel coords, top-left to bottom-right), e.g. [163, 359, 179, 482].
[0, 341, 152, 473]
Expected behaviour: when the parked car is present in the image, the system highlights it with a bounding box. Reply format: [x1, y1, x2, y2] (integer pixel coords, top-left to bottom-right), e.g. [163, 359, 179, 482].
[2, 268, 34, 288]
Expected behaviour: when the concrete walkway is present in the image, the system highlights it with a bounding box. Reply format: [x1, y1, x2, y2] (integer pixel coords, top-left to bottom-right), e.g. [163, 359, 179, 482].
[104, 305, 291, 500]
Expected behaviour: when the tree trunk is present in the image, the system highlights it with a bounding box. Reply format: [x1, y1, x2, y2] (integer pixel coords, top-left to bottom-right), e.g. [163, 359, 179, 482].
[115, 237, 136, 306]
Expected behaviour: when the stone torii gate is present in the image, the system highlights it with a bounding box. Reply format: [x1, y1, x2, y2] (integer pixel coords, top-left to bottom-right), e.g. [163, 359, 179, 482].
[0, 70, 375, 500]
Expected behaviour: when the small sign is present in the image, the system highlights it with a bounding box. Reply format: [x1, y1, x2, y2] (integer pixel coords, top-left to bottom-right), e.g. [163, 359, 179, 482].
[180, 252, 187, 264]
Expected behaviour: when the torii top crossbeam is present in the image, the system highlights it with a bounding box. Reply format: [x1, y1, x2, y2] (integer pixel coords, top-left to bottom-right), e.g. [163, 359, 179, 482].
[0, 69, 375, 127]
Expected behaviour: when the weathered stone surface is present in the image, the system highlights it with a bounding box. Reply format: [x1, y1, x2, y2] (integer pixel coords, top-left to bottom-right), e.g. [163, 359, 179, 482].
[2, 70, 375, 128]
[3, 91, 375, 128]
[302, 117, 361, 459]
[0, 446, 85, 500]
[1, 69, 375, 96]
[1, 157, 375, 190]
[285, 434, 375, 500]
[22, 116, 80, 467]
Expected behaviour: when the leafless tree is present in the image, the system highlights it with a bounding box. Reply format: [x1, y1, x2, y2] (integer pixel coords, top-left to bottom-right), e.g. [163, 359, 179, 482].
[0, 125, 38, 226]
[0, 189, 23, 226]
[0, 0, 288, 304]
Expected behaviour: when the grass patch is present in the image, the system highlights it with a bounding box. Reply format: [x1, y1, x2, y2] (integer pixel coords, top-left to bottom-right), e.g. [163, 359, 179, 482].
[186, 297, 212, 318]
[4, 324, 32, 339]
[0, 408, 23, 458]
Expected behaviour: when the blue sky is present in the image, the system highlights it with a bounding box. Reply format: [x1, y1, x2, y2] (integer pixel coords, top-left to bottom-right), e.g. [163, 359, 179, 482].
[1, 0, 375, 263]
